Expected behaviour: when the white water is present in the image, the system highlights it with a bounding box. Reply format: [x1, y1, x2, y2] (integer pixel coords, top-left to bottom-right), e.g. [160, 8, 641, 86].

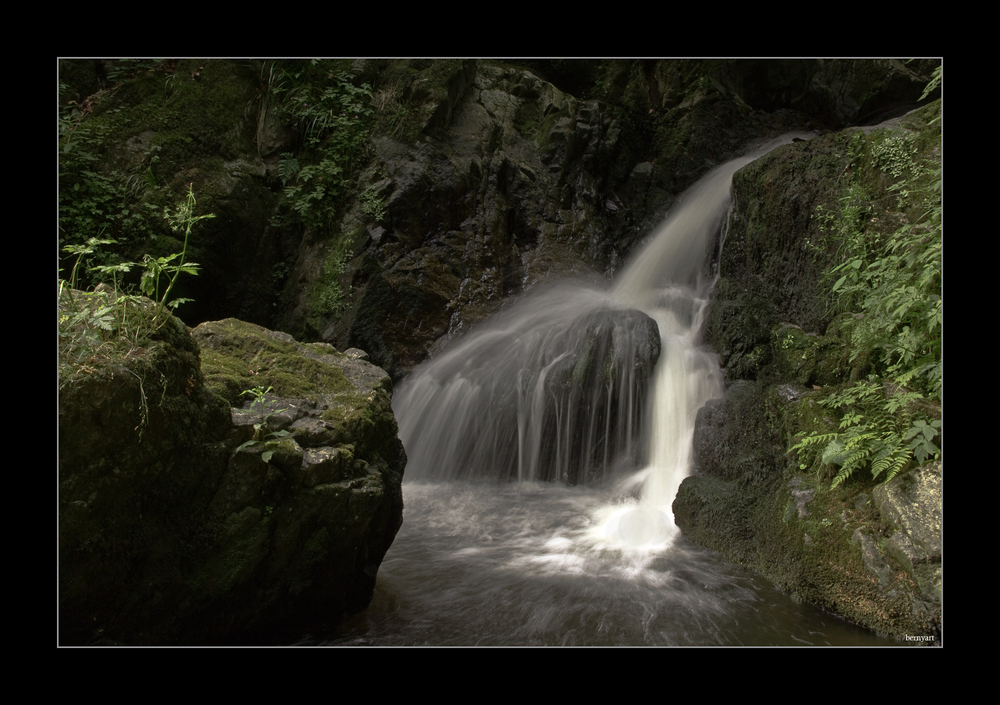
[319, 483, 892, 646]
[600, 155, 756, 546]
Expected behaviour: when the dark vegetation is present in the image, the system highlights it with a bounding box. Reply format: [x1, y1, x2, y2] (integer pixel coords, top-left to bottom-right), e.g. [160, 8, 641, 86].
[790, 70, 941, 487]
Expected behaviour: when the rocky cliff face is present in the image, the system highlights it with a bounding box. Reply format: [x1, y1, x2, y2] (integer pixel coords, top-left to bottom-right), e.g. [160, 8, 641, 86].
[59, 303, 404, 645]
[300, 59, 938, 380]
[59, 59, 938, 382]
[674, 103, 942, 642]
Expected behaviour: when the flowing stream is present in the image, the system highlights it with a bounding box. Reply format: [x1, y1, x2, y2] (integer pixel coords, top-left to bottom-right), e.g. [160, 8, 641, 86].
[318, 136, 895, 646]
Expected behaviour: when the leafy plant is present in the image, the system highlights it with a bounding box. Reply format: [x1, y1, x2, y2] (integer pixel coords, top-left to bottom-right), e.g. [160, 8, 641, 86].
[790, 99, 941, 487]
[236, 385, 291, 462]
[268, 61, 375, 229]
[59, 187, 214, 389]
[360, 184, 387, 222]
[86, 184, 212, 323]
[240, 385, 286, 426]
[149, 184, 212, 318]
[58, 282, 118, 377]
[920, 64, 942, 101]
[62, 236, 118, 291]
[791, 378, 938, 487]
[313, 246, 352, 316]
[59, 103, 165, 287]
[870, 133, 918, 179]
[274, 63, 374, 152]
[277, 152, 301, 186]
[283, 158, 345, 222]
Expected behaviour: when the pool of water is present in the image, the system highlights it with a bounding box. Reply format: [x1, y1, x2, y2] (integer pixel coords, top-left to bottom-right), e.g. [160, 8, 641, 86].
[311, 481, 897, 646]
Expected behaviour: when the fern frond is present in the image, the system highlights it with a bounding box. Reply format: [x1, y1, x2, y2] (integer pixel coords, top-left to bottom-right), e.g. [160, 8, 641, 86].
[831, 464, 856, 488]
[881, 452, 910, 483]
[869, 436, 905, 481]
[790, 432, 839, 452]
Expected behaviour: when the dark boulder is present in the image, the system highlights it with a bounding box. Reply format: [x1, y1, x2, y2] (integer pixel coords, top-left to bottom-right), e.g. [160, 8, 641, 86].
[59, 305, 405, 644]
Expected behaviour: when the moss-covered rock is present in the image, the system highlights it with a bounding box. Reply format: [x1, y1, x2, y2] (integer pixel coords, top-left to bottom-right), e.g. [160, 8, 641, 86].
[60, 308, 404, 644]
[680, 102, 942, 642]
[677, 380, 940, 642]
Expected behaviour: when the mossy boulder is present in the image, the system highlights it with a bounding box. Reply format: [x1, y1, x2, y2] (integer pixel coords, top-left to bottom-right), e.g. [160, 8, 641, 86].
[59, 308, 404, 644]
[680, 103, 942, 642]
[770, 314, 867, 388]
[677, 380, 941, 642]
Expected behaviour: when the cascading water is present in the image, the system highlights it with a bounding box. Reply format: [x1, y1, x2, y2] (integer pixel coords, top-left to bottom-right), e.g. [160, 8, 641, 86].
[393, 284, 660, 485]
[599, 155, 756, 546]
[394, 151, 761, 544]
[320, 134, 894, 645]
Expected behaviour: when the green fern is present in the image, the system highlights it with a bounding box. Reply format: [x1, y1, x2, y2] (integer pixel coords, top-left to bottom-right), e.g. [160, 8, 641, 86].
[269, 61, 375, 230]
[277, 153, 300, 186]
[791, 99, 941, 488]
[870, 439, 909, 483]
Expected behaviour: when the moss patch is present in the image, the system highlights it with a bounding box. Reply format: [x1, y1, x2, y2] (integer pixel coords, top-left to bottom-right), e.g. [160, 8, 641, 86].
[195, 318, 352, 405]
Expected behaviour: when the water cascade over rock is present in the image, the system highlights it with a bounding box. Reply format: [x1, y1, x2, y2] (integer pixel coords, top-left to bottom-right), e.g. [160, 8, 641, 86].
[394, 135, 808, 541]
[394, 285, 660, 484]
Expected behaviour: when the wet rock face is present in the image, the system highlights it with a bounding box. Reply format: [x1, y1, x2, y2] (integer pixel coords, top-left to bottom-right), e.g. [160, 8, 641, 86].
[394, 284, 661, 485]
[59, 314, 405, 645]
[344, 63, 630, 381]
[676, 379, 941, 642]
[337, 59, 919, 380]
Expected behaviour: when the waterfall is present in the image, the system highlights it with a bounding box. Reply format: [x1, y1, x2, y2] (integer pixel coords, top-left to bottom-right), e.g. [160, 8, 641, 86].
[600, 157, 752, 545]
[393, 284, 660, 484]
[393, 135, 809, 545]
[322, 131, 897, 646]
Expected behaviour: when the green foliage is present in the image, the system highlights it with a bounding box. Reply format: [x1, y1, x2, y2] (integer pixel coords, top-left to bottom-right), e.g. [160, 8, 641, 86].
[920, 65, 942, 101]
[58, 277, 152, 390]
[277, 152, 300, 186]
[313, 245, 352, 316]
[236, 385, 291, 462]
[88, 184, 212, 321]
[360, 184, 387, 222]
[791, 379, 937, 487]
[791, 99, 941, 487]
[152, 184, 213, 316]
[283, 158, 346, 223]
[266, 60, 375, 230]
[870, 133, 918, 179]
[59, 188, 213, 387]
[241, 384, 272, 417]
[61, 60, 255, 291]
[62, 236, 118, 291]
[58, 282, 118, 380]
[59, 92, 165, 287]
[827, 159, 941, 399]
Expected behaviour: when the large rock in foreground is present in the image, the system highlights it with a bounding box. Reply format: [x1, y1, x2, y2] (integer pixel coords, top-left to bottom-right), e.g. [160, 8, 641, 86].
[677, 104, 941, 643]
[59, 310, 404, 645]
[674, 381, 941, 642]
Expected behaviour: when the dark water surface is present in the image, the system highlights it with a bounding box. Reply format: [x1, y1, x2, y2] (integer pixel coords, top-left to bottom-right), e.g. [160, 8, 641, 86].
[313, 481, 896, 646]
